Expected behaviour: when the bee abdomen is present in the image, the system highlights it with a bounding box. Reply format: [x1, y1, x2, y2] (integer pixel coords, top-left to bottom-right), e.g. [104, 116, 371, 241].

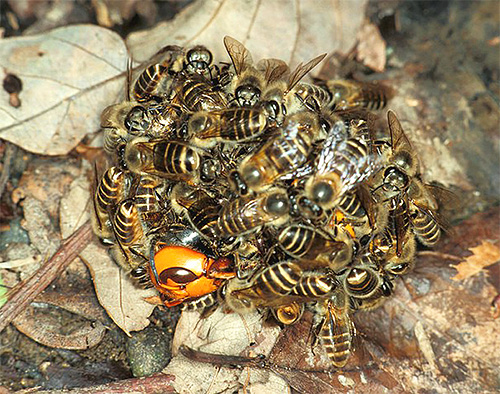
[291, 274, 335, 298]
[413, 210, 441, 245]
[257, 262, 303, 296]
[96, 167, 126, 211]
[153, 141, 200, 176]
[114, 200, 143, 245]
[134, 64, 167, 102]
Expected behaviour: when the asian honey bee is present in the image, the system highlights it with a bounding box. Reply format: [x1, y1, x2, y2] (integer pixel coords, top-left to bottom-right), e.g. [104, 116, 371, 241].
[322, 79, 391, 111]
[110, 199, 149, 271]
[315, 292, 354, 368]
[289, 271, 337, 299]
[133, 174, 167, 231]
[188, 108, 268, 144]
[223, 36, 268, 107]
[91, 166, 130, 245]
[235, 111, 324, 192]
[223, 261, 303, 314]
[216, 189, 290, 238]
[171, 73, 228, 113]
[407, 180, 453, 247]
[276, 224, 346, 264]
[337, 254, 382, 299]
[370, 110, 419, 202]
[171, 184, 221, 240]
[132, 45, 184, 103]
[124, 137, 215, 184]
[260, 53, 326, 125]
[100, 102, 152, 155]
[184, 45, 213, 75]
[304, 120, 377, 211]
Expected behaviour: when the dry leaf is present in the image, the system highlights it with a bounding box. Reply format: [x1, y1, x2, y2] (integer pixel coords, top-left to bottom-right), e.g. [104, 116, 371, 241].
[356, 21, 386, 72]
[167, 309, 287, 393]
[127, 0, 368, 67]
[0, 24, 127, 155]
[59, 174, 157, 335]
[452, 240, 500, 281]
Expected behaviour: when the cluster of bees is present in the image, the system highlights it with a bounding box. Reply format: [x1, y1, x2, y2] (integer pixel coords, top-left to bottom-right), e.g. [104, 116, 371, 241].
[92, 37, 449, 368]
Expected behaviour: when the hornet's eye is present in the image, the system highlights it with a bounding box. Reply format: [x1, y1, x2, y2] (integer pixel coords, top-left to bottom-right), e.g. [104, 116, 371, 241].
[158, 267, 199, 285]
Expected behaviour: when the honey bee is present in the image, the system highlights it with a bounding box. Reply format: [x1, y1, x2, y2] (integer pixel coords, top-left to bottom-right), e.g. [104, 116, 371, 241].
[322, 79, 391, 111]
[100, 102, 152, 155]
[370, 110, 419, 203]
[224, 36, 270, 107]
[304, 120, 377, 211]
[289, 271, 337, 299]
[407, 180, 453, 247]
[133, 174, 167, 231]
[180, 292, 220, 318]
[188, 108, 268, 144]
[132, 45, 184, 103]
[290, 82, 332, 113]
[171, 73, 228, 113]
[277, 224, 346, 264]
[235, 111, 324, 192]
[337, 254, 382, 299]
[184, 45, 213, 75]
[315, 292, 354, 368]
[260, 53, 326, 125]
[110, 199, 148, 271]
[91, 166, 130, 245]
[216, 189, 290, 238]
[124, 137, 215, 184]
[223, 261, 303, 314]
[171, 184, 221, 240]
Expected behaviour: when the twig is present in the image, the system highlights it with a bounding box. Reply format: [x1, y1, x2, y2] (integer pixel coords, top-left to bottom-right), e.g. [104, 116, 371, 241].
[12, 373, 176, 393]
[0, 220, 93, 333]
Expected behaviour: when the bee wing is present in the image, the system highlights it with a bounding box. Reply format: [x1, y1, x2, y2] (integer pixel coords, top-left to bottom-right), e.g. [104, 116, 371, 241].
[316, 122, 378, 195]
[356, 183, 377, 228]
[392, 194, 411, 257]
[387, 110, 413, 153]
[425, 183, 460, 210]
[285, 53, 327, 95]
[223, 36, 253, 75]
[257, 58, 290, 84]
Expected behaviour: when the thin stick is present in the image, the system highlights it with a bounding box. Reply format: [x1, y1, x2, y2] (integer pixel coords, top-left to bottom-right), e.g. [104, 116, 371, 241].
[12, 373, 176, 393]
[0, 220, 93, 333]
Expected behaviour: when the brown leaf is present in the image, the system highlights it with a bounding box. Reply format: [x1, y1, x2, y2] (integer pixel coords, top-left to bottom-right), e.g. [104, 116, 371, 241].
[127, 0, 368, 67]
[0, 25, 127, 155]
[451, 240, 500, 281]
[12, 300, 106, 350]
[356, 21, 387, 72]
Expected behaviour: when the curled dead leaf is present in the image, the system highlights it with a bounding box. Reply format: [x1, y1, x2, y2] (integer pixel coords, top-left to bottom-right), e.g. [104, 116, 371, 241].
[451, 240, 500, 281]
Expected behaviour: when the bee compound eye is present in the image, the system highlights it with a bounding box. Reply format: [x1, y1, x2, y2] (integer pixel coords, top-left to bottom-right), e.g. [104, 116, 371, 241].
[241, 165, 262, 187]
[387, 262, 409, 275]
[311, 181, 334, 204]
[125, 106, 150, 133]
[158, 267, 199, 285]
[265, 193, 289, 215]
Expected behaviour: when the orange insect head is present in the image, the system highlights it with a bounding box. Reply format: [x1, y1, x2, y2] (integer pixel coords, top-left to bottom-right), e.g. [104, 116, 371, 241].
[149, 245, 235, 307]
